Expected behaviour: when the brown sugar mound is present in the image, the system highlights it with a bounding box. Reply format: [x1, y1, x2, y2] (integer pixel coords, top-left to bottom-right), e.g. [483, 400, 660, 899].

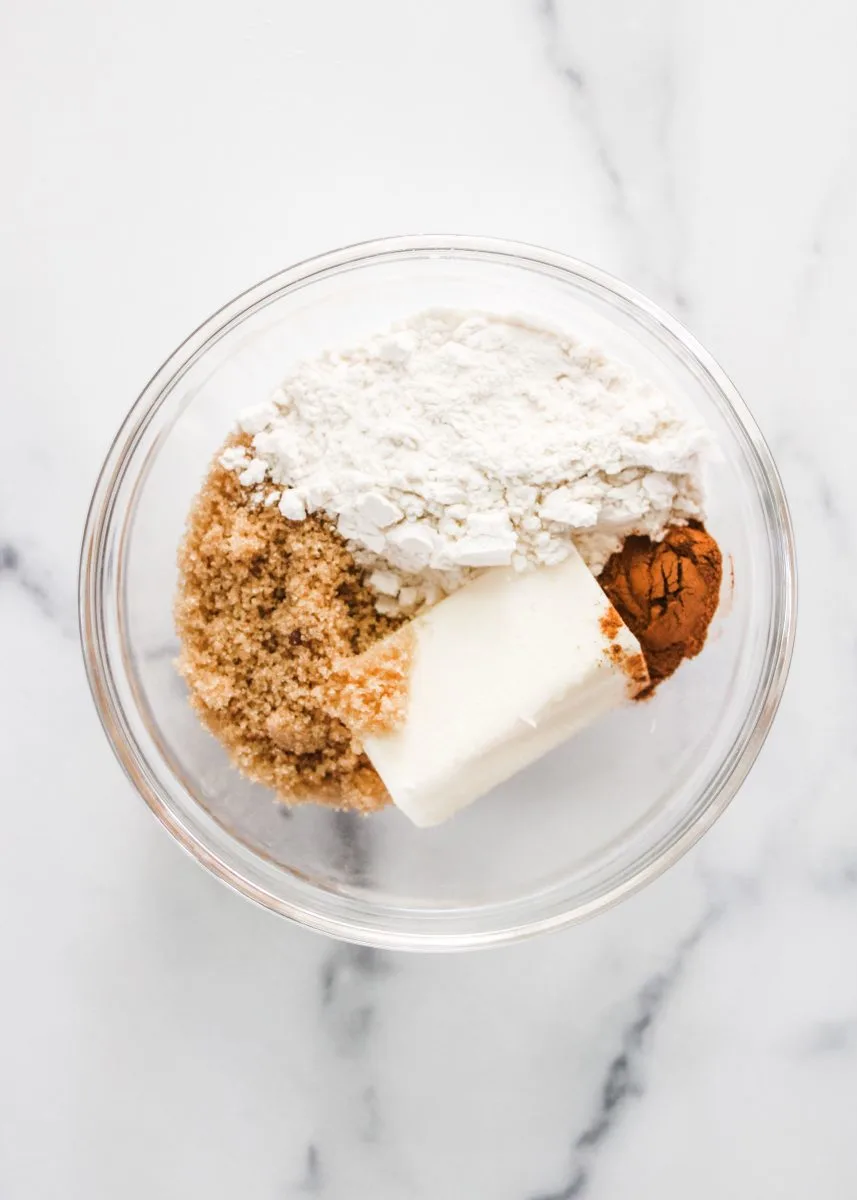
[174, 442, 407, 812]
[326, 628, 414, 737]
[599, 523, 722, 694]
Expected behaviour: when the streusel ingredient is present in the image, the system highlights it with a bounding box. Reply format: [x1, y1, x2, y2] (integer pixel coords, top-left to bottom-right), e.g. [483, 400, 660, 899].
[223, 311, 710, 611]
[600, 523, 722, 693]
[175, 441, 407, 811]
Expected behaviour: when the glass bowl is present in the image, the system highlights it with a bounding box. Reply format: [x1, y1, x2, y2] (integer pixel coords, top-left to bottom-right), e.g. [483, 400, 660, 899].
[79, 235, 796, 950]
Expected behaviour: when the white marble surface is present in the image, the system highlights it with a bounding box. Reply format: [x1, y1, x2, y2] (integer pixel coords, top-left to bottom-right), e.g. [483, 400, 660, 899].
[2, 0, 856, 1195]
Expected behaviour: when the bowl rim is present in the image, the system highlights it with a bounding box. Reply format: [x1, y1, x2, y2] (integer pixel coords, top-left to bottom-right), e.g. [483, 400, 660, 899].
[79, 233, 797, 951]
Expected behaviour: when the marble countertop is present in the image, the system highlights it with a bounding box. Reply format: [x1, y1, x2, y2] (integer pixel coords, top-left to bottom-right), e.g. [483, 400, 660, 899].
[2, 0, 856, 1195]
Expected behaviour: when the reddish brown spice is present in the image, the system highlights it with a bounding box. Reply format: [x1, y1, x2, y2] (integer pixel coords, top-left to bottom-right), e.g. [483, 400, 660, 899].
[600, 524, 723, 695]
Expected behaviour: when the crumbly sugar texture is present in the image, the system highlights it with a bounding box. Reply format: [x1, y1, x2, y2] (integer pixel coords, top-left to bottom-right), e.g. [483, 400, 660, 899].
[325, 627, 414, 736]
[223, 310, 711, 612]
[174, 443, 408, 812]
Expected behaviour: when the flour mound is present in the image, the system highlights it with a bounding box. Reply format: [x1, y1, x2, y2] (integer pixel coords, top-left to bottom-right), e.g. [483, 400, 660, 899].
[223, 311, 710, 610]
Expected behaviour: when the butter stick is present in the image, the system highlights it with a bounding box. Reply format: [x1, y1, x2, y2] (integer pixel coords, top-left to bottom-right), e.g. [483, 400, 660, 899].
[339, 548, 649, 827]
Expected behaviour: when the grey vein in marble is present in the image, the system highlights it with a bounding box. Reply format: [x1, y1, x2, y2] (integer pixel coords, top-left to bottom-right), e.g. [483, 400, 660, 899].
[0, 540, 71, 633]
[530, 909, 718, 1200]
[139, 638, 181, 664]
[358, 1083, 382, 1144]
[795, 141, 857, 310]
[797, 1020, 857, 1056]
[320, 942, 392, 1054]
[536, 0, 630, 214]
[294, 1142, 323, 1194]
[331, 810, 373, 886]
[306, 944, 395, 1195]
[769, 434, 849, 541]
[534, 0, 688, 311]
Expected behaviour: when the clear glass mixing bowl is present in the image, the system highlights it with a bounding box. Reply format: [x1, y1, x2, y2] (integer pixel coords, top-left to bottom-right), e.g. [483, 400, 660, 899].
[79, 236, 796, 950]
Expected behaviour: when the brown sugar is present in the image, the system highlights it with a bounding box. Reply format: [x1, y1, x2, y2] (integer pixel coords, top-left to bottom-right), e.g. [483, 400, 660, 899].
[600, 523, 723, 695]
[174, 440, 408, 812]
[326, 628, 414, 737]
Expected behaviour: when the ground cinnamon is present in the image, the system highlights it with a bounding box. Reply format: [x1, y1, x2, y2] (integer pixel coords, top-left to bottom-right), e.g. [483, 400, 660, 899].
[599, 523, 722, 695]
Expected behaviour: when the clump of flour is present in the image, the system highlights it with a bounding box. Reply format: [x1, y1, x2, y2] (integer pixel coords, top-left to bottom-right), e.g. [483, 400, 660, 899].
[222, 311, 710, 611]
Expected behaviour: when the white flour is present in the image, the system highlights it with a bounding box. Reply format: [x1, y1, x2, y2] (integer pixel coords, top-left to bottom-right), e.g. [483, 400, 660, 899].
[224, 311, 710, 610]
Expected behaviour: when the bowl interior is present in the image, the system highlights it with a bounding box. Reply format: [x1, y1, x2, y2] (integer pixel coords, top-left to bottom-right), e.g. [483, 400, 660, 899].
[96, 244, 790, 945]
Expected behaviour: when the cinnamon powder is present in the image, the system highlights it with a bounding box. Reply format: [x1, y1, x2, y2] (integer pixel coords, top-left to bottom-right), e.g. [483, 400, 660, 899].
[599, 523, 722, 694]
